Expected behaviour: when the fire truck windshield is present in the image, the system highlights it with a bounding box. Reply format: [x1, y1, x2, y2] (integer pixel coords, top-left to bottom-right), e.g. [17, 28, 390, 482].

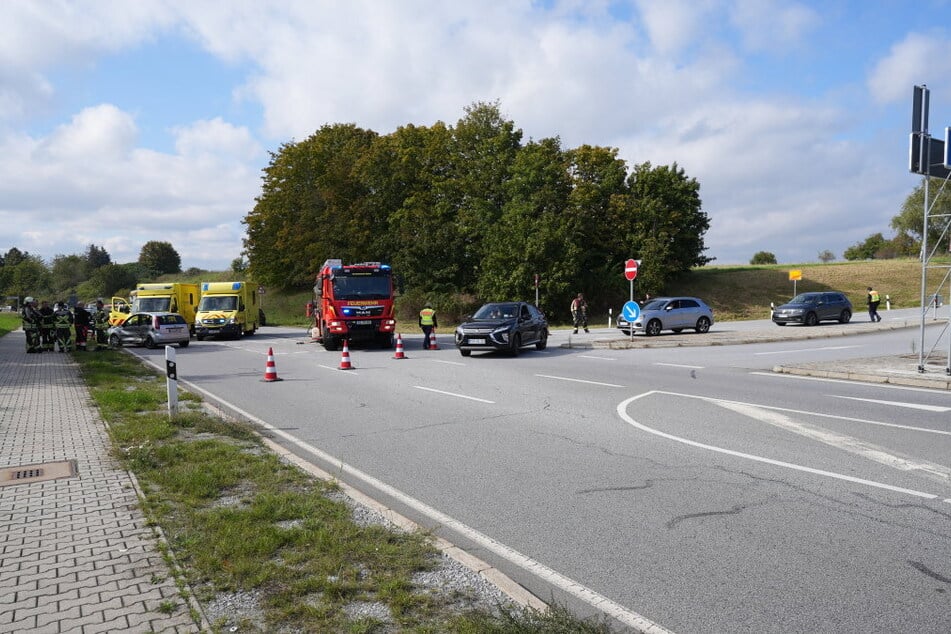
[331, 273, 391, 300]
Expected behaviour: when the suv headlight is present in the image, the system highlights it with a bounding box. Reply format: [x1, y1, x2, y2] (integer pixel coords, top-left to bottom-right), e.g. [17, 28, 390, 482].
[491, 325, 512, 344]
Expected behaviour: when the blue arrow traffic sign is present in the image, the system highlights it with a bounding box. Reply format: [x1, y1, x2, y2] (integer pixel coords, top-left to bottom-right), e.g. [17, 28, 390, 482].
[622, 301, 640, 322]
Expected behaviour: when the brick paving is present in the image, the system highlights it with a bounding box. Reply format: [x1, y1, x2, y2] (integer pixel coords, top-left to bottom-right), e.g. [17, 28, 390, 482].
[0, 330, 203, 633]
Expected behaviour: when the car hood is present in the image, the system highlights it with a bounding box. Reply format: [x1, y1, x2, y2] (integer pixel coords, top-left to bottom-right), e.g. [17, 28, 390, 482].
[459, 318, 518, 329]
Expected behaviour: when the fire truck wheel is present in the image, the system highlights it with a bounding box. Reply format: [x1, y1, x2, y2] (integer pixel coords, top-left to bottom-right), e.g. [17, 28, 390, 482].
[323, 333, 339, 351]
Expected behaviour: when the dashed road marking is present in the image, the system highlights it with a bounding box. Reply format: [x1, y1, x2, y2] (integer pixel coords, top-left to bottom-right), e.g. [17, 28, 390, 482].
[535, 374, 625, 388]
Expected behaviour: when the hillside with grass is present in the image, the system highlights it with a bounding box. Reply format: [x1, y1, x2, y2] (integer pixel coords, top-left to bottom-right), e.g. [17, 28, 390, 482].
[668, 258, 947, 322]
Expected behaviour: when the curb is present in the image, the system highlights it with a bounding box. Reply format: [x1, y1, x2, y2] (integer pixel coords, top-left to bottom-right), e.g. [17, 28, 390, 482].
[772, 365, 951, 391]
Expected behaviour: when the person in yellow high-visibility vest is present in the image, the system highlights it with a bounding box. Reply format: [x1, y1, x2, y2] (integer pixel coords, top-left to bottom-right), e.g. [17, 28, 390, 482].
[419, 303, 437, 350]
[866, 287, 882, 323]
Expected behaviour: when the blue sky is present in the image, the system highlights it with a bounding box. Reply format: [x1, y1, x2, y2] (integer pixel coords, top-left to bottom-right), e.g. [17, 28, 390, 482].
[2, 0, 950, 273]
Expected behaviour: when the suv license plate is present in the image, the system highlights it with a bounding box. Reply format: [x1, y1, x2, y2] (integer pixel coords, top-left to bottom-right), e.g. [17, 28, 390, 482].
[468, 337, 485, 344]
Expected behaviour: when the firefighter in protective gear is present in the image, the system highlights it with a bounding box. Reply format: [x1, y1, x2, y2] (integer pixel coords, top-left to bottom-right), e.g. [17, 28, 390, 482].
[93, 299, 110, 349]
[39, 300, 55, 351]
[54, 302, 74, 352]
[418, 303, 437, 350]
[21, 297, 42, 353]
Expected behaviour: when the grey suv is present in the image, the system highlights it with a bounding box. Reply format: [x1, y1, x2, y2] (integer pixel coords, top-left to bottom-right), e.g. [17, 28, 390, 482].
[772, 292, 852, 326]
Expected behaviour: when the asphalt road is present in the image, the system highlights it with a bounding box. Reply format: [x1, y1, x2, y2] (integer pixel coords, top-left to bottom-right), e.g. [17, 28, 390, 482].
[127, 314, 951, 633]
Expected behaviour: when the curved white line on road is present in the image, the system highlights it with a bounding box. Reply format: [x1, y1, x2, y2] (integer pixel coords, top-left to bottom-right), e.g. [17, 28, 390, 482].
[166, 369, 670, 633]
[617, 391, 941, 501]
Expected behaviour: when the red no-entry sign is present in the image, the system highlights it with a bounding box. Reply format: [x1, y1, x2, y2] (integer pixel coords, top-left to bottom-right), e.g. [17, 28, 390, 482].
[624, 259, 639, 281]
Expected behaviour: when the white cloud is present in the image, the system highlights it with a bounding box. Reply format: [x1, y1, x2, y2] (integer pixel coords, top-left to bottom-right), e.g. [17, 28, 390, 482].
[0, 1, 940, 270]
[0, 103, 260, 268]
[39, 104, 138, 160]
[868, 32, 951, 105]
[729, 0, 820, 53]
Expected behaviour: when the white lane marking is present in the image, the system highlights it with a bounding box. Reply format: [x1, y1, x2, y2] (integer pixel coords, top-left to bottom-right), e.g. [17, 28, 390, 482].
[318, 364, 360, 374]
[173, 374, 669, 633]
[828, 395, 951, 413]
[712, 400, 951, 482]
[722, 400, 951, 436]
[654, 362, 704, 369]
[578, 355, 617, 361]
[754, 345, 861, 356]
[434, 359, 467, 366]
[413, 386, 495, 403]
[617, 392, 942, 501]
[535, 374, 625, 388]
[750, 371, 949, 394]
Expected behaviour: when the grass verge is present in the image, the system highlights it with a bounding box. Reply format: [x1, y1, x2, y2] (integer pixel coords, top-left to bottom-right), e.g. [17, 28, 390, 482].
[72, 347, 617, 633]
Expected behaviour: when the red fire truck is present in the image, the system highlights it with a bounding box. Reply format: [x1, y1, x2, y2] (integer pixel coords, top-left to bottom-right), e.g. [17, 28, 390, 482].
[307, 259, 398, 351]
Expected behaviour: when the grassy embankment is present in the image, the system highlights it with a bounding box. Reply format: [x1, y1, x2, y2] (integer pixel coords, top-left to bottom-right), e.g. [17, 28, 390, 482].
[672, 258, 947, 322]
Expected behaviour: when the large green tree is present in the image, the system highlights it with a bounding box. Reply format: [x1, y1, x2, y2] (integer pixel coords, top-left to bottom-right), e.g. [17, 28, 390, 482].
[244, 123, 379, 288]
[445, 102, 523, 292]
[242, 103, 712, 312]
[621, 162, 711, 298]
[51, 254, 88, 295]
[4, 254, 52, 300]
[365, 122, 458, 293]
[892, 180, 951, 256]
[478, 137, 573, 313]
[138, 241, 181, 275]
[85, 244, 111, 270]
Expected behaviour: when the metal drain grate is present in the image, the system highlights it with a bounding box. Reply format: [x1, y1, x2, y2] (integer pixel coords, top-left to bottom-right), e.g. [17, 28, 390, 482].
[0, 460, 78, 487]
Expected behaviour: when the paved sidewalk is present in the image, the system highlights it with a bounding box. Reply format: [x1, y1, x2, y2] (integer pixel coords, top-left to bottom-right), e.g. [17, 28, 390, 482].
[0, 330, 202, 633]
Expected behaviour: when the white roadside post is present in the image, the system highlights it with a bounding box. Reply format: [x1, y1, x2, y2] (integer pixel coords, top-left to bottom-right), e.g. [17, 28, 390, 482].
[165, 345, 178, 418]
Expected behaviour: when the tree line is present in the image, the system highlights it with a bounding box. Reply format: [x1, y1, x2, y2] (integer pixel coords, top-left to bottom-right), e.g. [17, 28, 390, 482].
[243, 102, 712, 319]
[844, 181, 951, 260]
[0, 241, 182, 306]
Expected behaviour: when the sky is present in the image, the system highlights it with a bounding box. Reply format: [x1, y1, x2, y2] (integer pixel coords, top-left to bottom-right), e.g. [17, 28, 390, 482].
[2, 0, 951, 273]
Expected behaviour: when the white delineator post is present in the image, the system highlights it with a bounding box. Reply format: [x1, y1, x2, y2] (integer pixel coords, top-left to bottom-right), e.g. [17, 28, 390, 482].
[165, 345, 178, 417]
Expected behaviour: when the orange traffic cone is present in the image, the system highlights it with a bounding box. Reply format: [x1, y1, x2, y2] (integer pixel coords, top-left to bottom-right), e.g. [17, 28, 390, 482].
[262, 347, 283, 382]
[339, 340, 353, 370]
[393, 334, 407, 359]
[429, 332, 440, 350]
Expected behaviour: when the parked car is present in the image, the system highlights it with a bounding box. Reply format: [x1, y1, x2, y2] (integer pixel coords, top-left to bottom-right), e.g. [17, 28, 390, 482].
[107, 312, 191, 348]
[771, 291, 852, 326]
[617, 297, 714, 336]
[454, 301, 548, 356]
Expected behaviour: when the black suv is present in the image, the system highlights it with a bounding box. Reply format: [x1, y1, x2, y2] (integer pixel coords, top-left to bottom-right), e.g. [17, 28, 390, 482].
[454, 302, 549, 356]
[772, 292, 852, 326]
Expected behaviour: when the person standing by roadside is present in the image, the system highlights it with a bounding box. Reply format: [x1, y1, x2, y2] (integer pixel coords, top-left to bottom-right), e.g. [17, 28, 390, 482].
[54, 301, 74, 352]
[866, 287, 882, 323]
[20, 297, 42, 353]
[419, 303, 437, 350]
[74, 301, 91, 351]
[39, 300, 55, 352]
[570, 293, 589, 334]
[93, 299, 110, 349]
